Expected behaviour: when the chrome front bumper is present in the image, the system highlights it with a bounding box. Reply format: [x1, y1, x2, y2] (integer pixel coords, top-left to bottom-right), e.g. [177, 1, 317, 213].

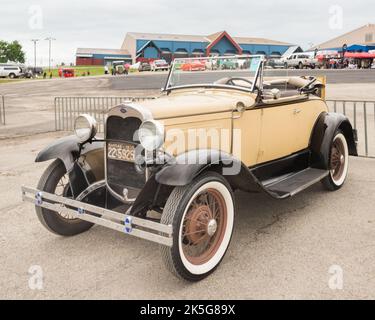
[21, 186, 173, 247]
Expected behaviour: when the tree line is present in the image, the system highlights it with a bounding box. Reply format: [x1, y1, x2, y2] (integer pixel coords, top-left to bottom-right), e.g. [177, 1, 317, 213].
[0, 40, 25, 64]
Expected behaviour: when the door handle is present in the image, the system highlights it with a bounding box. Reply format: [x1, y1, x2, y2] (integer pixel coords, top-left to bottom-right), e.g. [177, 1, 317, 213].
[293, 109, 302, 115]
[232, 112, 242, 119]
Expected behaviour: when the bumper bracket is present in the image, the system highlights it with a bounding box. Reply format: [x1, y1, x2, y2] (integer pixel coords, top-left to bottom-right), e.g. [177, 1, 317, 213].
[21, 186, 173, 247]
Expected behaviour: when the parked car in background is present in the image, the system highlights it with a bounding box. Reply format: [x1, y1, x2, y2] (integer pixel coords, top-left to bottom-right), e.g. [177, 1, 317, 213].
[285, 53, 318, 69]
[266, 57, 287, 69]
[58, 68, 75, 78]
[219, 59, 237, 70]
[0, 64, 23, 78]
[150, 59, 169, 71]
[22, 66, 44, 78]
[32, 67, 44, 76]
[112, 61, 131, 75]
[139, 62, 151, 72]
[181, 61, 206, 71]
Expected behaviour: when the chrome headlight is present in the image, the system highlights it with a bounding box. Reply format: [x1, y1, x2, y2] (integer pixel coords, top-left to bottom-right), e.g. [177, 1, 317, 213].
[138, 120, 164, 151]
[74, 114, 97, 143]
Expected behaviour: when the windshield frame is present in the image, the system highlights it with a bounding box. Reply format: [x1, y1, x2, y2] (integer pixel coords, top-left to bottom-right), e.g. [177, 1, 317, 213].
[163, 55, 265, 93]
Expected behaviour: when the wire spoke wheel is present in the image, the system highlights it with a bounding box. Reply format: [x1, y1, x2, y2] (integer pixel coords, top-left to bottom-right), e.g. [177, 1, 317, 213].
[36, 159, 94, 236]
[330, 135, 347, 184]
[54, 174, 76, 220]
[182, 189, 227, 265]
[160, 172, 235, 281]
[322, 131, 349, 191]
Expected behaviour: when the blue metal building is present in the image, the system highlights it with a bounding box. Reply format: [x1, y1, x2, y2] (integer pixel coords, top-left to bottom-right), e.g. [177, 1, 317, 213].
[121, 31, 294, 63]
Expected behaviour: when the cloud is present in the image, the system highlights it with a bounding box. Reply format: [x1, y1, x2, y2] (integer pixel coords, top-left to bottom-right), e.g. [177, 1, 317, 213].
[0, 0, 373, 65]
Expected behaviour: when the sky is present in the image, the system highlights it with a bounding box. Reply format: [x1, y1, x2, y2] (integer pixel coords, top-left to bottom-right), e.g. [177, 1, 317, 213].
[0, 0, 373, 66]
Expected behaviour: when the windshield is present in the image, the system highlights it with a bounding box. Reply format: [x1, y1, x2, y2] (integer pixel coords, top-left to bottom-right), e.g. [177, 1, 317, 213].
[165, 55, 263, 92]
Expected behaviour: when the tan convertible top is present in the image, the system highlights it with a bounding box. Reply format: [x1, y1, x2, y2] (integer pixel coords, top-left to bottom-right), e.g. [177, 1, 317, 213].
[263, 76, 325, 89]
[215, 76, 325, 90]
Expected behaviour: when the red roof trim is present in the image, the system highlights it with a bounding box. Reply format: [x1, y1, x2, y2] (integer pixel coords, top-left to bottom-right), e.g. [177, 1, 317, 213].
[206, 31, 243, 54]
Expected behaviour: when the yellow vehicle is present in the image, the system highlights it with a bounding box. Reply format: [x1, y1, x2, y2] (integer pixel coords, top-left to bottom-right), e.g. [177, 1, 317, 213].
[22, 56, 358, 281]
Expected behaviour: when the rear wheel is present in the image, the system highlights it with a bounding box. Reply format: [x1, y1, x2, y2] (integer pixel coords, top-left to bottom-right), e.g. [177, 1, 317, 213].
[298, 62, 303, 69]
[322, 131, 349, 191]
[160, 172, 235, 282]
[35, 159, 94, 236]
[8, 73, 16, 79]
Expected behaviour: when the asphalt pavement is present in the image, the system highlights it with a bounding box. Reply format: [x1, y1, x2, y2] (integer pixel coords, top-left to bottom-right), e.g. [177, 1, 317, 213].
[0, 132, 374, 299]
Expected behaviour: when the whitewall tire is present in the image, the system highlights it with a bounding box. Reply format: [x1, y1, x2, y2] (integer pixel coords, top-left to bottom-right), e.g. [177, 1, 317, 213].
[322, 131, 349, 191]
[160, 172, 234, 282]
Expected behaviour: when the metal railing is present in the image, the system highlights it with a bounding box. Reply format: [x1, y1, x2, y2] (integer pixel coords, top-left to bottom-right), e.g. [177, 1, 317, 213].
[0, 95, 5, 125]
[326, 100, 375, 158]
[54, 96, 375, 158]
[54, 96, 155, 132]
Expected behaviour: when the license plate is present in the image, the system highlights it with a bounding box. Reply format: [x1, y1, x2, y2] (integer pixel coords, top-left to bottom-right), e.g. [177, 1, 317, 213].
[107, 142, 135, 162]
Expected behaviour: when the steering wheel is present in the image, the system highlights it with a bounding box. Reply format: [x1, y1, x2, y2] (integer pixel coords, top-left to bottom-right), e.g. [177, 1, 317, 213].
[225, 77, 253, 88]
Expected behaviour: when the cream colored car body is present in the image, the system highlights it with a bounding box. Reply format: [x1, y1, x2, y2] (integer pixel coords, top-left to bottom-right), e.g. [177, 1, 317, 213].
[140, 84, 328, 167]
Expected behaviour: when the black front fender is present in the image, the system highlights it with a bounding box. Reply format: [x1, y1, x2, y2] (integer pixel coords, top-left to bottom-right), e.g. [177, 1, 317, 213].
[35, 135, 103, 172]
[129, 150, 262, 217]
[310, 112, 358, 170]
[35, 135, 104, 198]
[155, 149, 261, 193]
[155, 149, 244, 186]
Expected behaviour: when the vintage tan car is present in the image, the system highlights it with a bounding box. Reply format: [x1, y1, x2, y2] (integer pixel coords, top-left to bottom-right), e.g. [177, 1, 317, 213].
[22, 56, 358, 282]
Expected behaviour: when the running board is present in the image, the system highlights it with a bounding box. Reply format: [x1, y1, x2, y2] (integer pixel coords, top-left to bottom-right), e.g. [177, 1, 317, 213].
[261, 168, 329, 199]
[21, 186, 173, 247]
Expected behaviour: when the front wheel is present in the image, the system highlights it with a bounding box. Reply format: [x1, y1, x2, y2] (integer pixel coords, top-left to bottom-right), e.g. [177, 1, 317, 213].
[322, 131, 349, 191]
[160, 172, 235, 282]
[35, 159, 94, 236]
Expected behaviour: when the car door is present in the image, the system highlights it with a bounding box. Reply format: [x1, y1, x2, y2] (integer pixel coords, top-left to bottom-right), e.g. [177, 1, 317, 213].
[289, 55, 296, 67]
[256, 103, 300, 164]
[232, 108, 262, 167]
[257, 99, 328, 164]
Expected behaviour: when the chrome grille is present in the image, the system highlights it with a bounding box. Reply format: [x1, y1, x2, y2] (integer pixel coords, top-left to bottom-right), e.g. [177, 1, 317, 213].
[105, 115, 145, 198]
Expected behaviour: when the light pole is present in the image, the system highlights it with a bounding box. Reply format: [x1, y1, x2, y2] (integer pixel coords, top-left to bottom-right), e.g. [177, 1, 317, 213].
[45, 37, 56, 72]
[31, 39, 39, 72]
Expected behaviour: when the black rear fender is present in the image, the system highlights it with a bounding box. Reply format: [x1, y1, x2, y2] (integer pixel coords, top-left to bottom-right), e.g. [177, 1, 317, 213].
[310, 112, 358, 170]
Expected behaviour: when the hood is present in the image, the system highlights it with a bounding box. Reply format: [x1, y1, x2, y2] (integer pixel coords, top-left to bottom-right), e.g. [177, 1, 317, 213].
[138, 88, 257, 120]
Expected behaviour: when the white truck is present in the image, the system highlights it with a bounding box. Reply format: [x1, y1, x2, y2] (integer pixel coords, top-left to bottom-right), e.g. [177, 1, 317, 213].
[284, 53, 318, 69]
[0, 64, 23, 78]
